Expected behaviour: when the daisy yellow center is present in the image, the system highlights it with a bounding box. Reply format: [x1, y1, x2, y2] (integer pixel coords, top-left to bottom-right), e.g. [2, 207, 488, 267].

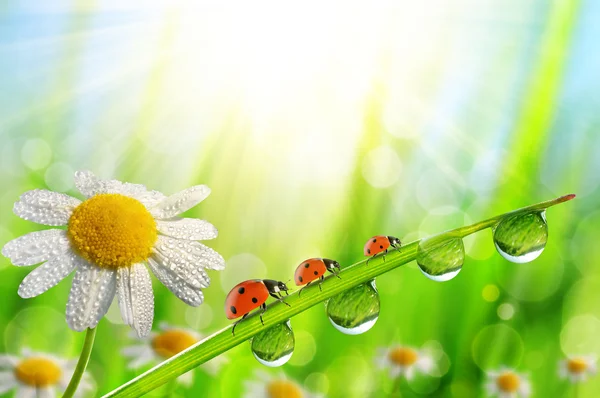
[496, 372, 520, 393]
[67, 194, 157, 269]
[151, 330, 198, 358]
[388, 347, 418, 366]
[266, 380, 303, 398]
[14, 357, 62, 387]
[567, 358, 588, 374]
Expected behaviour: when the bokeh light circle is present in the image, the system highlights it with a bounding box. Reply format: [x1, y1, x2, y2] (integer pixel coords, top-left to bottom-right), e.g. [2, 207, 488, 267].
[288, 330, 317, 366]
[482, 284, 500, 302]
[560, 315, 600, 357]
[220, 253, 267, 293]
[472, 324, 524, 370]
[185, 303, 214, 331]
[494, 244, 563, 302]
[304, 372, 329, 395]
[44, 162, 74, 192]
[361, 145, 402, 188]
[21, 138, 52, 170]
[4, 306, 75, 355]
[497, 303, 515, 320]
[570, 211, 600, 276]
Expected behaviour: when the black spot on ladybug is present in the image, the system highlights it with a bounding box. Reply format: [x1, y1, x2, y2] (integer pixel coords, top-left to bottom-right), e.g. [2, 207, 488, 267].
[230, 306, 237, 315]
[299, 276, 303, 283]
[372, 238, 377, 242]
[367, 249, 371, 254]
[304, 263, 310, 268]
[380, 245, 383, 249]
[313, 270, 318, 275]
[252, 297, 258, 303]
[238, 287, 245, 294]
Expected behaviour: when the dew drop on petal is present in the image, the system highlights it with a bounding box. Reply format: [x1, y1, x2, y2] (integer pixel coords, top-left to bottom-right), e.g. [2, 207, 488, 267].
[251, 320, 295, 367]
[326, 280, 380, 335]
[493, 211, 548, 263]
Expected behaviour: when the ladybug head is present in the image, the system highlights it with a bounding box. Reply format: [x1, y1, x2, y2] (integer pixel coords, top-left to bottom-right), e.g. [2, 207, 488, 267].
[324, 259, 341, 273]
[388, 236, 401, 247]
[277, 281, 290, 293]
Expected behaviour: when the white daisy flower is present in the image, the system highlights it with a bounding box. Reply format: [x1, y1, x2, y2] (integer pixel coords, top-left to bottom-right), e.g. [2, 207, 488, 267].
[122, 322, 228, 386]
[558, 355, 597, 383]
[2, 171, 225, 338]
[0, 348, 93, 397]
[243, 370, 322, 398]
[484, 368, 531, 398]
[374, 344, 436, 381]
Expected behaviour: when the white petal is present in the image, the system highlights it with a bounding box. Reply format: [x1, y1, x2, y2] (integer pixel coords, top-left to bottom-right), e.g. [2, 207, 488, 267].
[0, 372, 17, 394]
[416, 354, 435, 374]
[177, 371, 194, 386]
[122, 345, 155, 369]
[157, 218, 218, 241]
[15, 386, 37, 398]
[484, 381, 498, 395]
[155, 235, 224, 272]
[13, 190, 80, 226]
[201, 355, 228, 376]
[404, 366, 415, 381]
[116, 263, 154, 338]
[66, 263, 116, 331]
[2, 230, 70, 267]
[389, 367, 401, 378]
[37, 387, 56, 398]
[18, 252, 79, 298]
[519, 380, 532, 397]
[151, 253, 209, 290]
[150, 185, 211, 219]
[122, 345, 149, 358]
[147, 257, 204, 306]
[74, 171, 165, 207]
[0, 355, 19, 368]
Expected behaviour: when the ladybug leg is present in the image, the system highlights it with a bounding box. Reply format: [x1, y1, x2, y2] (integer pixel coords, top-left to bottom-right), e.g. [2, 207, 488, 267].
[270, 292, 291, 307]
[298, 281, 312, 297]
[231, 313, 249, 336]
[319, 275, 324, 291]
[383, 249, 388, 262]
[259, 303, 267, 326]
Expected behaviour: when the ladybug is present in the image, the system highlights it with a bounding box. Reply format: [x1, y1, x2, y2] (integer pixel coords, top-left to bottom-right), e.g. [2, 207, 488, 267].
[225, 279, 290, 335]
[364, 235, 401, 264]
[294, 258, 341, 296]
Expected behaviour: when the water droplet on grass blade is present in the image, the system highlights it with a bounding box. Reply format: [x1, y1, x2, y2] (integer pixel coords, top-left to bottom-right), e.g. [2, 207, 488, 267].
[417, 236, 465, 281]
[251, 320, 294, 367]
[326, 280, 380, 335]
[493, 211, 548, 263]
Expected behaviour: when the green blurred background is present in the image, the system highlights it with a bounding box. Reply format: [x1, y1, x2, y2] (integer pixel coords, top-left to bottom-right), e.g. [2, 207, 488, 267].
[1, 0, 599, 396]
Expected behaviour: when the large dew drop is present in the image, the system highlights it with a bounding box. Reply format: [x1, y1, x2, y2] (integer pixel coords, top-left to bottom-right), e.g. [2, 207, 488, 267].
[417, 235, 465, 282]
[326, 280, 380, 335]
[493, 211, 548, 263]
[251, 320, 295, 367]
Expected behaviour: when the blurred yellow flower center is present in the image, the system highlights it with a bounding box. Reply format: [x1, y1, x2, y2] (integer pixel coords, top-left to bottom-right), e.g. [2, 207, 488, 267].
[14, 357, 62, 387]
[68, 194, 157, 269]
[496, 372, 520, 393]
[388, 347, 418, 366]
[267, 380, 303, 398]
[151, 330, 198, 358]
[567, 358, 588, 374]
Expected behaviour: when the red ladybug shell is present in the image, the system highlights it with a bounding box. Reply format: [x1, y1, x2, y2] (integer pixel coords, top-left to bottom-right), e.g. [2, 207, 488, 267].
[225, 280, 269, 320]
[294, 258, 327, 286]
[364, 235, 391, 256]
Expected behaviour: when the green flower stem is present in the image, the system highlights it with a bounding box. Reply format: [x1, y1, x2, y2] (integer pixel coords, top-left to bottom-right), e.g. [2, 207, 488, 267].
[64, 327, 97, 398]
[103, 194, 575, 398]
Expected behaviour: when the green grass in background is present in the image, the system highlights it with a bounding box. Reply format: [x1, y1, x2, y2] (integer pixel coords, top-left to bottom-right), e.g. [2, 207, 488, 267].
[1, 1, 599, 397]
